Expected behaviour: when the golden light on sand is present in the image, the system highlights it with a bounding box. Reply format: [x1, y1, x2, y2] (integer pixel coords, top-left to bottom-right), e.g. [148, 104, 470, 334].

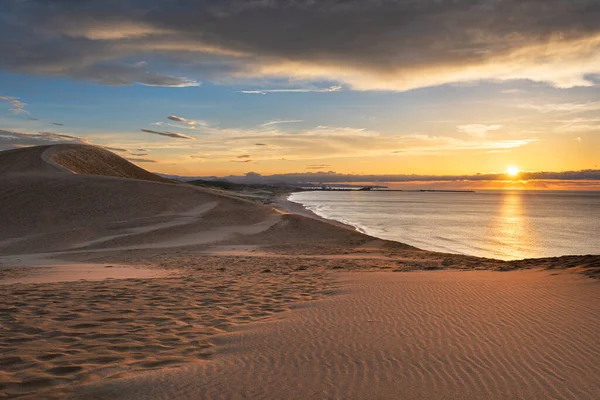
[506, 166, 520, 177]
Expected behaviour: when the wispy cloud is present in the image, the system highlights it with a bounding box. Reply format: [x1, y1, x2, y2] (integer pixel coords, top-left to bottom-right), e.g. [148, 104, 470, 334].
[167, 115, 204, 126]
[240, 86, 342, 95]
[457, 124, 503, 138]
[518, 101, 600, 114]
[155, 122, 537, 163]
[140, 129, 196, 140]
[126, 157, 157, 163]
[260, 120, 303, 127]
[306, 164, 331, 170]
[554, 118, 600, 133]
[0, 96, 27, 114]
[102, 146, 130, 153]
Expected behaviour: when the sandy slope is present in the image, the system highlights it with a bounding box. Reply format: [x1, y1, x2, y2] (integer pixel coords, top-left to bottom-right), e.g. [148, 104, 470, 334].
[72, 270, 600, 400]
[0, 145, 382, 257]
[0, 144, 171, 182]
[1, 145, 599, 399]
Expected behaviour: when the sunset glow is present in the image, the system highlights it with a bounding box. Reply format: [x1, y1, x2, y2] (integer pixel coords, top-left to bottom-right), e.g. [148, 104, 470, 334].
[507, 166, 520, 177]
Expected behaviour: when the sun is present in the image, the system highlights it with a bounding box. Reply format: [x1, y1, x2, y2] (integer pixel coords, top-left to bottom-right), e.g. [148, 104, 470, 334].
[506, 166, 520, 177]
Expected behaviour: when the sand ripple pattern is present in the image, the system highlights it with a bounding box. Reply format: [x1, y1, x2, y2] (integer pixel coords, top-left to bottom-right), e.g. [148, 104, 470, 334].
[0, 262, 331, 399]
[79, 270, 600, 400]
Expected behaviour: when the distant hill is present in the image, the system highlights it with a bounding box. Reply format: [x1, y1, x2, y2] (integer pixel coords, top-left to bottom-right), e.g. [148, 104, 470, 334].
[188, 179, 295, 192]
[0, 144, 171, 183]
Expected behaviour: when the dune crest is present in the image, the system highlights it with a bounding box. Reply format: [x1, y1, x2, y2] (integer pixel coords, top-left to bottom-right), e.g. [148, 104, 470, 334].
[0, 144, 170, 183]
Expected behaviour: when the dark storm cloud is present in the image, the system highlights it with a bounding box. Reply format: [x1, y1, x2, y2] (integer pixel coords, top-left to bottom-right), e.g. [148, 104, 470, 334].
[1, 1, 600, 89]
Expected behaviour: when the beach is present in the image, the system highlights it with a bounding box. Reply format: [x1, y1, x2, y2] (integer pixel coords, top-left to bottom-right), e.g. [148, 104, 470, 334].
[1, 145, 599, 399]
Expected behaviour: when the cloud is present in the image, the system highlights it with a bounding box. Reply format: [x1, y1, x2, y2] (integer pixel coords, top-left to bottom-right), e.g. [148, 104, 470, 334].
[241, 86, 341, 95]
[102, 146, 130, 153]
[52, 122, 65, 126]
[140, 129, 196, 140]
[0, 96, 27, 114]
[501, 89, 525, 94]
[255, 143, 268, 146]
[221, 169, 600, 185]
[236, 154, 251, 159]
[518, 102, 600, 114]
[167, 115, 199, 126]
[126, 157, 157, 163]
[155, 121, 537, 163]
[131, 152, 148, 156]
[231, 159, 252, 163]
[0, 129, 90, 150]
[306, 164, 331, 170]
[260, 120, 303, 127]
[457, 124, 503, 138]
[4, 1, 600, 90]
[554, 118, 600, 133]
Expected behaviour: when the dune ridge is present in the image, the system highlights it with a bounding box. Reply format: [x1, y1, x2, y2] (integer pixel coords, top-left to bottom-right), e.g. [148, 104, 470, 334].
[0, 144, 170, 183]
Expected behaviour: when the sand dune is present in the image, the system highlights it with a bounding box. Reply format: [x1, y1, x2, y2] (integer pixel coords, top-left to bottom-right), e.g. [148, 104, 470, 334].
[1, 145, 599, 399]
[72, 270, 600, 400]
[0, 144, 170, 182]
[0, 144, 381, 257]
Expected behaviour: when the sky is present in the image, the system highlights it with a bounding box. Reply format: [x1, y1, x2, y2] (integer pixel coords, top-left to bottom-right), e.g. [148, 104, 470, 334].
[1, 0, 599, 188]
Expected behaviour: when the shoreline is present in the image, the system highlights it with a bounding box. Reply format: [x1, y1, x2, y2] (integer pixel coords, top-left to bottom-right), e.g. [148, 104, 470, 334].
[272, 190, 600, 263]
[271, 191, 364, 233]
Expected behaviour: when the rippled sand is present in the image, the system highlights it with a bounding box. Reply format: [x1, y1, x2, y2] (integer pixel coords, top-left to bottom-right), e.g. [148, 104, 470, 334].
[72, 270, 600, 400]
[0, 259, 332, 399]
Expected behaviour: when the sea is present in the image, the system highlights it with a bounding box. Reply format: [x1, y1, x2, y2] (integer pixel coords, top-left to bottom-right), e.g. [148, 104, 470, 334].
[288, 190, 600, 260]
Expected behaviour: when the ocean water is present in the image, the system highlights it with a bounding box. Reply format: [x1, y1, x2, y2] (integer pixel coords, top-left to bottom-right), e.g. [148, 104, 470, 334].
[289, 190, 600, 260]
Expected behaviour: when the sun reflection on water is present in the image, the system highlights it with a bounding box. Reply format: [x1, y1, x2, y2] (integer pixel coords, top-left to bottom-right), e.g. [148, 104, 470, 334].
[496, 191, 531, 260]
